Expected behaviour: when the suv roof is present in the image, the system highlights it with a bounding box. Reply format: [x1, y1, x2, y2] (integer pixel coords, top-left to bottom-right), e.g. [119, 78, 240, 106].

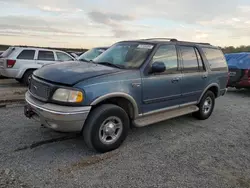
[9, 46, 64, 52]
[119, 38, 215, 48]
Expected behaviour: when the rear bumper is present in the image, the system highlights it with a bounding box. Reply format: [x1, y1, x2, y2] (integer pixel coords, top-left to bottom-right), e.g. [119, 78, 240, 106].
[24, 92, 91, 132]
[228, 80, 250, 88]
[0, 67, 20, 78]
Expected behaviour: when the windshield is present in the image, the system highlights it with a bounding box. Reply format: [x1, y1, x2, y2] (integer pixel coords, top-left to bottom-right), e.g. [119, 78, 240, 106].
[78, 48, 106, 61]
[93, 42, 154, 69]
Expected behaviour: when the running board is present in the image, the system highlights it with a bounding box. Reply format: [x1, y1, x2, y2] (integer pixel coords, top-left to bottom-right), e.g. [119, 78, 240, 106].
[133, 105, 199, 127]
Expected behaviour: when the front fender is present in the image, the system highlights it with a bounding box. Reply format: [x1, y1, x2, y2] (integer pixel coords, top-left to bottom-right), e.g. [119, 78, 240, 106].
[74, 70, 142, 116]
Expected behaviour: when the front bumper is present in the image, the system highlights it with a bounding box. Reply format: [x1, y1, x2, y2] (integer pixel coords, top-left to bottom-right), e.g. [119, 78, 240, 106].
[24, 92, 91, 132]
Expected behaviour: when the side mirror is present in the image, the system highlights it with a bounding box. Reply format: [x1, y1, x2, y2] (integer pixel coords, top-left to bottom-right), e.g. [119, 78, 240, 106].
[151, 61, 166, 73]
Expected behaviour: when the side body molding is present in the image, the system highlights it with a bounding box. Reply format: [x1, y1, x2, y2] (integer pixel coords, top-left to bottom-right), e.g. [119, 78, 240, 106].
[90, 92, 139, 118]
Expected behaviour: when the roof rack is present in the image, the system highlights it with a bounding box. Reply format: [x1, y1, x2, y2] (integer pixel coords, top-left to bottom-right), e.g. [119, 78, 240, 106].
[143, 38, 178, 42]
[142, 38, 211, 45]
[176, 40, 211, 45]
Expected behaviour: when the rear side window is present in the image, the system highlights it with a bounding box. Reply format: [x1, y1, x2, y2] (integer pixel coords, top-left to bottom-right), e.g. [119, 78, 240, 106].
[38, 51, 55, 61]
[56, 52, 74, 61]
[202, 48, 227, 71]
[17, 50, 35, 60]
[179, 46, 199, 72]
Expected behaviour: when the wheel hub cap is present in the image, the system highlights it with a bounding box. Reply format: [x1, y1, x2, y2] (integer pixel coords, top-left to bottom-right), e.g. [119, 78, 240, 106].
[99, 116, 123, 145]
[104, 123, 116, 135]
[203, 97, 212, 114]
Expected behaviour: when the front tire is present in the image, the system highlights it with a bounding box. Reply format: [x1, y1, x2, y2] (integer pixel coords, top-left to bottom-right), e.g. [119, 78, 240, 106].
[193, 90, 215, 120]
[22, 70, 34, 86]
[83, 104, 129, 153]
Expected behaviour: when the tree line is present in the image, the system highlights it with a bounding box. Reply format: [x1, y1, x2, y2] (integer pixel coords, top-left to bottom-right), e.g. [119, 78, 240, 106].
[221, 45, 250, 54]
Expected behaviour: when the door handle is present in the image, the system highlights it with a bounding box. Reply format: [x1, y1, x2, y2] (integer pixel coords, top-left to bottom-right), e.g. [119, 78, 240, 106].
[172, 77, 181, 83]
[202, 74, 208, 79]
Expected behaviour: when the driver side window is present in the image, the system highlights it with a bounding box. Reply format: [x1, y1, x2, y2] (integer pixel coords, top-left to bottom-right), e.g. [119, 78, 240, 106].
[152, 45, 178, 74]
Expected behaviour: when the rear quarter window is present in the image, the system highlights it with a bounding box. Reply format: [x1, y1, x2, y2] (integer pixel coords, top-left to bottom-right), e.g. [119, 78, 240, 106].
[202, 47, 228, 71]
[17, 50, 35, 60]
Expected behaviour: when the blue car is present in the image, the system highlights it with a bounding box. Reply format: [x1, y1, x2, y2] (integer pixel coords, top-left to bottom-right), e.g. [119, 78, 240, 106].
[24, 38, 228, 153]
[225, 52, 250, 89]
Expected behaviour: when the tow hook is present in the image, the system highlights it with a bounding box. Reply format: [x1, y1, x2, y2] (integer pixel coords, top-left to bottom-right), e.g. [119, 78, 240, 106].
[24, 105, 34, 118]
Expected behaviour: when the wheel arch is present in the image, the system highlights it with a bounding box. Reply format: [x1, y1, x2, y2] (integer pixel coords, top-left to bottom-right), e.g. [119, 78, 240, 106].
[198, 83, 220, 103]
[18, 68, 37, 79]
[90, 92, 139, 119]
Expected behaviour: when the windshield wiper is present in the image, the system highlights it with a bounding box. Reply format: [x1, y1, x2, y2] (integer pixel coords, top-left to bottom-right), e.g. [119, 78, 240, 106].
[97, 62, 125, 69]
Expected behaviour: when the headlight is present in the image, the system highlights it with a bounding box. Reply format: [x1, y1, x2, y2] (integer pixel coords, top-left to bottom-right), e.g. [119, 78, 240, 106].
[52, 88, 83, 103]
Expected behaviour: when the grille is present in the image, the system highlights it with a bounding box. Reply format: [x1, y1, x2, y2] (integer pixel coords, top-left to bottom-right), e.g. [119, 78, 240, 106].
[29, 77, 52, 101]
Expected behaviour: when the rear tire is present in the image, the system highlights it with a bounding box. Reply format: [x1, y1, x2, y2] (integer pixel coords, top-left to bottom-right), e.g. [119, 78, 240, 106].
[193, 91, 215, 120]
[83, 104, 129, 153]
[22, 70, 34, 86]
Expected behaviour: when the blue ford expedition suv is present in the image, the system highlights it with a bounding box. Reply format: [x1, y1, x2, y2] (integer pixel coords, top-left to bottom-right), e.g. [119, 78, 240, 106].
[24, 38, 228, 153]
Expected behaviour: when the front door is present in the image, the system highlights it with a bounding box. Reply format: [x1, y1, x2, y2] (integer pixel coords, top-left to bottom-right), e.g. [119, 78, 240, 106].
[141, 44, 183, 114]
[177, 45, 208, 104]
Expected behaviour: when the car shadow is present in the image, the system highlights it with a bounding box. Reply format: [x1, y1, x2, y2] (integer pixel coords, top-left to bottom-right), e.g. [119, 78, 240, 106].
[227, 87, 250, 97]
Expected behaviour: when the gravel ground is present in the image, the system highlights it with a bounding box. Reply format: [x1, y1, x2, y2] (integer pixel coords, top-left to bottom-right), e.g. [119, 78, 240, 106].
[0, 79, 26, 103]
[0, 89, 250, 188]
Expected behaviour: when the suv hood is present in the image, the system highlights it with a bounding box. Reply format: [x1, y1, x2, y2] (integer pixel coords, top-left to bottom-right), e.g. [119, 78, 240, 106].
[33, 61, 122, 85]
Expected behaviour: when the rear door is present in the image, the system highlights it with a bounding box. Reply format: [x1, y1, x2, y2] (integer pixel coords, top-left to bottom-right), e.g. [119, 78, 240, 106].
[178, 45, 208, 104]
[36, 50, 55, 66]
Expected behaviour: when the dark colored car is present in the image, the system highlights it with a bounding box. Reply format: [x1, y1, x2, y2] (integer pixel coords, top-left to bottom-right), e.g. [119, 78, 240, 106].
[225, 52, 250, 89]
[24, 38, 228, 153]
[77, 47, 108, 62]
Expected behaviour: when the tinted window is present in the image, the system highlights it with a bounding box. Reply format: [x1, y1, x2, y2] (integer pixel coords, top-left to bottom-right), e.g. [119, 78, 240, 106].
[202, 48, 227, 71]
[17, 50, 35, 60]
[38, 51, 55, 61]
[195, 48, 205, 71]
[56, 52, 73, 61]
[179, 46, 199, 72]
[152, 45, 178, 73]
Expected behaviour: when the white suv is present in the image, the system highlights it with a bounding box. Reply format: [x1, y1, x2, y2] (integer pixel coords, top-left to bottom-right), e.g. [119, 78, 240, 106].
[0, 46, 75, 85]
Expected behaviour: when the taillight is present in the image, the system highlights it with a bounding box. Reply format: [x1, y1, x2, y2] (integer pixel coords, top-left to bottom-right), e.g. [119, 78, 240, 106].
[248, 70, 250, 78]
[7, 59, 16, 68]
[241, 69, 250, 80]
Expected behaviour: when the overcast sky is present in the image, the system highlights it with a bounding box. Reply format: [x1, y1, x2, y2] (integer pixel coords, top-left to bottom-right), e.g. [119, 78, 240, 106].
[0, 0, 250, 48]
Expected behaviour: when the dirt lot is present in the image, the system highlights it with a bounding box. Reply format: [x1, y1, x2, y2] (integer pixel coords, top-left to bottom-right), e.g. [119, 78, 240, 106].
[0, 89, 250, 188]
